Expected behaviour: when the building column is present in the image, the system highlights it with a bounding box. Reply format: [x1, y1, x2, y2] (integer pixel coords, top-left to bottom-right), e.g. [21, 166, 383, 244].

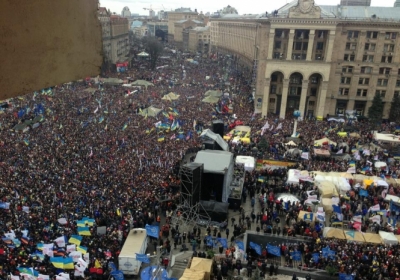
[267, 29, 275, 59]
[279, 79, 290, 119]
[261, 78, 271, 117]
[306, 30, 315, 61]
[286, 30, 295, 61]
[316, 81, 329, 118]
[299, 80, 309, 117]
[325, 30, 335, 62]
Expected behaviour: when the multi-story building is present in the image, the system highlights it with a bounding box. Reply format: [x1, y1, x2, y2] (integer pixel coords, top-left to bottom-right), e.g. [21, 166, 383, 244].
[174, 19, 205, 49]
[209, 0, 400, 119]
[186, 26, 210, 53]
[98, 8, 112, 68]
[167, 8, 199, 41]
[110, 15, 130, 64]
[147, 21, 168, 38]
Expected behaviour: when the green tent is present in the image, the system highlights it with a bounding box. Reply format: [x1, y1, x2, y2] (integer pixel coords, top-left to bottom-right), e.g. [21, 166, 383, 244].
[202, 96, 220, 104]
[139, 106, 162, 117]
[204, 90, 222, 97]
[162, 92, 180, 101]
[132, 80, 154, 89]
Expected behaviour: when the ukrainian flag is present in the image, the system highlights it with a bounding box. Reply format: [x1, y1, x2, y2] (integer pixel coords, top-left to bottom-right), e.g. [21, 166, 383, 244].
[173, 108, 179, 115]
[77, 220, 86, 227]
[37, 243, 44, 250]
[23, 140, 29, 146]
[349, 161, 356, 167]
[77, 245, 88, 254]
[162, 111, 169, 118]
[158, 136, 165, 142]
[122, 123, 128, 131]
[146, 129, 150, 134]
[50, 257, 64, 269]
[77, 227, 91, 236]
[68, 235, 82, 245]
[82, 218, 95, 226]
[18, 267, 33, 276]
[63, 257, 74, 269]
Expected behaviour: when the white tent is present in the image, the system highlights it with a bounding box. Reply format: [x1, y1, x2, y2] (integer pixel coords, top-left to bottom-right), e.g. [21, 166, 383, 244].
[318, 181, 338, 198]
[384, 194, 400, 202]
[235, 156, 256, 171]
[137, 51, 149, 57]
[375, 179, 389, 188]
[287, 169, 300, 185]
[375, 161, 387, 168]
[200, 129, 229, 151]
[379, 231, 398, 245]
[374, 132, 400, 143]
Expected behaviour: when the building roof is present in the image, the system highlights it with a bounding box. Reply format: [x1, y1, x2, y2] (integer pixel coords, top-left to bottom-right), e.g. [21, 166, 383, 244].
[175, 19, 203, 24]
[194, 150, 233, 174]
[276, 0, 400, 20]
[192, 26, 209, 32]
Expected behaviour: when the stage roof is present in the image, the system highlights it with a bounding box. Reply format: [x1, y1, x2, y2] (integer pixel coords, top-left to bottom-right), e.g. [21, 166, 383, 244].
[194, 150, 233, 174]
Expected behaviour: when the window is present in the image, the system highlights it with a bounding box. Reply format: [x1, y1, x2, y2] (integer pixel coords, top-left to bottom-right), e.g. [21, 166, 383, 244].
[381, 56, 393, 63]
[362, 55, 374, 62]
[275, 30, 285, 38]
[347, 31, 359, 38]
[396, 80, 400, 87]
[346, 43, 357, 50]
[376, 90, 386, 97]
[377, 79, 388, 86]
[342, 66, 353, 73]
[395, 91, 400, 98]
[269, 98, 275, 103]
[383, 44, 395, 52]
[379, 67, 391, 75]
[311, 76, 319, 84]
[316, 42, 324, 50]
[310, 88, 317, 96]
[309, 101, 315, 106]
[364, 43, 376, 51]
[385, 32, 397, 40]
[366, 31, 378, 39]
[341, 77, 351, 84]
[273, 52, 283, 59]
[361, 67, 372, 74]
[356, 89, 368, 97]
[294, 42, 308, 51]
[358, 78, 370, 85]
[270, 85, 277, 94]
[274, 41, 282, 49]
[344, 54, 355, 61]
[338, 88, 349, 95]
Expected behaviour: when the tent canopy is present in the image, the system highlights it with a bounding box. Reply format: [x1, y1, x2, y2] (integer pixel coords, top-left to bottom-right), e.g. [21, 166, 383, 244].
[318, 181, 338, 198]
[139, 106, 162, 117]
[180, 268, 206, 280]
[202, 96, 220, 103]
[235, 156, 256, 171]
[204, 90, 223, 97]
[314, 148, 331, 157]
[374, 132, 400, 143]
[285, 140, 297, 146]
[379, 231, 398, 245]
[137, 51, 149, 57]
[190, 257, 213, 280]
[162, 92, 180, 100]
[323, 227, 346, 239]
[363, 233, 383, 244]
[131, 80, 154, 88]
[344, 230, 365, 242]
[276, 193, 300, 204]
[314, 137, 337, 146]
[200, 129, 229, 151]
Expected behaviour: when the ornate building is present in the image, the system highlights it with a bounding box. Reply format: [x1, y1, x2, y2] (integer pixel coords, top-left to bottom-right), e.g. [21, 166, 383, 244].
[167, 8, 199, 41]
[210, 0, 400, 119]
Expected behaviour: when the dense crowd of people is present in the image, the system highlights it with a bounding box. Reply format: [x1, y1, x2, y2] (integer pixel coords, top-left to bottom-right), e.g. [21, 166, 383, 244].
[0, 42, 400, 280]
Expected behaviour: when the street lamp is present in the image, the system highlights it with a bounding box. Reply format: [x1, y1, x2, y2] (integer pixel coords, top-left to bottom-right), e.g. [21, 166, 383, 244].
[291, 110, 301, 138]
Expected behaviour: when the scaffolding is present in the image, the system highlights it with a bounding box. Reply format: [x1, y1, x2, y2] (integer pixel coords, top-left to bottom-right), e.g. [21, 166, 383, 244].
[170, 163, 211, 231]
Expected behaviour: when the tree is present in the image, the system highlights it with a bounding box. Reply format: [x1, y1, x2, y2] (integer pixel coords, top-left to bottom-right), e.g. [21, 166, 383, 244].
[389, 94, 400, 123]
[142, 36, 163, 70]
[257, 136, 269, 152]
[368, 92, 384, 126]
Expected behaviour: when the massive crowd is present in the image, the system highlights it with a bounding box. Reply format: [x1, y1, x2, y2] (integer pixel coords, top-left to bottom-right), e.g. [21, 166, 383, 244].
[0, 43, 400, 280]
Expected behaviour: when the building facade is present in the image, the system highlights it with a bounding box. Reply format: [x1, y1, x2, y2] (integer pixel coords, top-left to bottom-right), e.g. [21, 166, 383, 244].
[187, 26, 210, 53]
[167, 8, 199, 41]
[98, 8, 112, 67]
[174, 19, 205, 49]
[209, 0, 400, 119]
[110, 16, 130, 64]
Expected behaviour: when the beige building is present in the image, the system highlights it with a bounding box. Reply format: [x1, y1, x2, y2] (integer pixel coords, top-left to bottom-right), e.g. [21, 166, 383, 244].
[186, 26, 210, 53]
[174, 19, 205, 49]
[98, 8, 112, 65]
[167, 8, 199, 41]
[110, 15, 130, 64]
[210, 0, 400, 119]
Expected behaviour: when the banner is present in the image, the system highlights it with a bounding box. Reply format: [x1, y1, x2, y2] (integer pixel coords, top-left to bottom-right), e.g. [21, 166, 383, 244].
[249, 242, 261, 255]
[301, 152, 309, 160]
[359, 189, 368, 197]
[339, 274, 355, 280]
[303, 213, 313, 221]
[110, 270, 125, 280]
[256, 159, 297, 169]
[290, 251, 301, 261]
[236, 241, 244, 251]
[390, 200, 400, 212]
[312, 253, 319, 263]
[217, 238, 228, 249]
[145, 224, 159, 239]
[136, 253, 150, 264]
[267, 244, 281, 257]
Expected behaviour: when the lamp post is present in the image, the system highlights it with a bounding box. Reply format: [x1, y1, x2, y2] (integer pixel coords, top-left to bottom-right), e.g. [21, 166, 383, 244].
[291, 110, 301, 138]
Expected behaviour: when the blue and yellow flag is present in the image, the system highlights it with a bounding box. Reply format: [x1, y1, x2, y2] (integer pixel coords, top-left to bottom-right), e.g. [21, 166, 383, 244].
[63, 257, 74, 269]
[50, 257, 64, 269]
[122, 123, 128, 131]
[23, 139, 29, 146]
[68, 235, 82, 245]
[77, 245, 88, 254]
[37, 243, 44, 250]
[77, 227, 91, 236]
[82, 217, 95, 226]
[76, 220, 86, 227]
[303, 213, 314, 221]
[158, 136, 165, 142]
